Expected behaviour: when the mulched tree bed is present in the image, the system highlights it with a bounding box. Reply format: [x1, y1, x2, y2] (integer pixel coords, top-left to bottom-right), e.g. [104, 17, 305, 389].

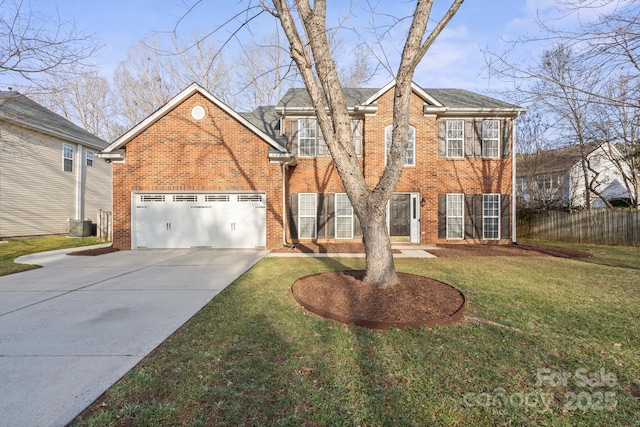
[291, 271, 465, 330]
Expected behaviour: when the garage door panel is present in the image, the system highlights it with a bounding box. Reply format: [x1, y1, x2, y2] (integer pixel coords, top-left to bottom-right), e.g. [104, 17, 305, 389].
[133, 193, 266, 249]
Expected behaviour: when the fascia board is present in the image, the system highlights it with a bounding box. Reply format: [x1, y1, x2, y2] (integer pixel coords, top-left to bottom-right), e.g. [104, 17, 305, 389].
[103, 83, 286, 154]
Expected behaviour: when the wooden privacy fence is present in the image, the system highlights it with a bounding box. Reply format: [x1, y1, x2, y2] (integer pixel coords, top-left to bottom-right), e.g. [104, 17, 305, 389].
[97, 209, 113, 242]
[517, 209, 640, 246]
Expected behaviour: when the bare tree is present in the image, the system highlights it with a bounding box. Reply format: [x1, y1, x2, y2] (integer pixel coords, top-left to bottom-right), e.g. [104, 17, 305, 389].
[0, 0, 98, 88]
[113, 34, 232, 128]
[594, 75, 640, 207]
[35, 69, 121, 141]
[267, 0, 464, 287]
[235, 30, 299, 111]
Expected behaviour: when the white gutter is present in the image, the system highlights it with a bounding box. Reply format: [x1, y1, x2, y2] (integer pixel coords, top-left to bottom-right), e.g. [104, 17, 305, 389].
[512, 115, 520, 243]
[76, 143, 84, 220]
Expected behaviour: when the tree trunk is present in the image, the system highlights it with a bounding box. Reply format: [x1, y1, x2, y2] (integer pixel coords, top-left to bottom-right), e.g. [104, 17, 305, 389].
[361, 211, 398, 288]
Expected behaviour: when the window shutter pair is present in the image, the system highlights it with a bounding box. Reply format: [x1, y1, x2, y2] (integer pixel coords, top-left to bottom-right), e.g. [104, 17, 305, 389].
[437, 119, 512, 158]
[437, 194, 511, 239]
[289, 193, 361, 239]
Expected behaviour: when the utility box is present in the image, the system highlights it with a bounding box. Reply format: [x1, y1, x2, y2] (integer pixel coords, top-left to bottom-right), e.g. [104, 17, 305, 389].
[69, 220, 93, 237]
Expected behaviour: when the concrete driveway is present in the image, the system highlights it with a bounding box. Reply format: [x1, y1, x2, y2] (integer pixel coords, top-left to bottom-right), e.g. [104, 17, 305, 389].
[0, 247, 267, 427]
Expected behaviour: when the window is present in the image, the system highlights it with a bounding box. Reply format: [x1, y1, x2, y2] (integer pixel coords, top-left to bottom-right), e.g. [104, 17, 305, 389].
[85, 150, 94, 167]
[385, 125, 416, 166]
[446, 120, 464, 158]
[446, 194, 464, 239]
[482, 120, 500, 158]
[483, 194, 500, 239]
[63, 144, 74, 172]
[298, 193, 317, 239]
[536, 174, 554, 191]
[297, 118, 363, 158]
[298, 119, 317, 157]
[335, 193, 353, 239]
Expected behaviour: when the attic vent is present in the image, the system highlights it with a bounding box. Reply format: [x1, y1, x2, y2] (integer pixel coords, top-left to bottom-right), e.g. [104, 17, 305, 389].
[206, 194, 230, 202]
[173, 194, 198, 202]
[140, 195, 165, 202]
[238, 194, 263, 203]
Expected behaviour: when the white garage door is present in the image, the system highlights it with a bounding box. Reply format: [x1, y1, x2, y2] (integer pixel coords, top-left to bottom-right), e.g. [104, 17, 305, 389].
[133, 193, 266, 249]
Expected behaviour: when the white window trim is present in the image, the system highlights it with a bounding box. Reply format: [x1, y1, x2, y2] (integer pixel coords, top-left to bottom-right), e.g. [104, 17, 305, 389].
[483, 193, 500, 240]
[335, 193, 354, 239]
[482, 120, 500, 158]
[298, 193, 317, 239]
[85, 150, 95, 167]
[63, 143, 74, 172]
[446, 120, 464, 158]
[298, 118, 317, 157]
[446, 193, 464, 239]
[385, 124, 416, 166]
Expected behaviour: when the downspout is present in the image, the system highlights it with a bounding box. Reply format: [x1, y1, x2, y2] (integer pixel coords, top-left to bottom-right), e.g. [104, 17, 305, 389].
[511, 115, 519, 244]
[76, 143, 84, 220]
[282, 158, 296, 248]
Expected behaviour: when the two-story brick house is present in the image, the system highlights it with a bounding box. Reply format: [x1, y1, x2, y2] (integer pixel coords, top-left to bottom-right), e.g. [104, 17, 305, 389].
[100, 81, 524, 250]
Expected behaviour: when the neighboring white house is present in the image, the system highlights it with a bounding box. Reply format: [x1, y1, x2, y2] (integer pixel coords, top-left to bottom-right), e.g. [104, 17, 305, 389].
[517, 142, 634, 209]
[0, 91, 112, 238]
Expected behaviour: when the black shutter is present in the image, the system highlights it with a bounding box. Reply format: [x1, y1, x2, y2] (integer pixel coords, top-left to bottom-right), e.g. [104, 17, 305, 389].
[438, 194, 446, 238]
[501, 119, 511, 158]
[290, 120, 298, 155]
[464, 121, 474, 158]
[317, 194, 326, 239]
[501, 194, 511, 239]
[474, 195, 483, 239]
[465, 194, 475, 239]
[438, 121, 446, 157]
[326, 194, 335, 238]
[474, 121, 482, 157]
[317, 121, 327, 157]
[289, 193, 298, 239]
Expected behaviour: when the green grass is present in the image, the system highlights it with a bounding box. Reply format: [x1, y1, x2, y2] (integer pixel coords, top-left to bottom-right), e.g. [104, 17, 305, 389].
[0, 236, 104, 276]
[72, 243, 639, 426]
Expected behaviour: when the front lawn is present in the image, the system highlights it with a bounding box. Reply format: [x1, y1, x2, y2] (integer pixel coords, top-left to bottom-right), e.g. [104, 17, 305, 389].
[0, 236, 104, 276]
[73, 243, 639, 426]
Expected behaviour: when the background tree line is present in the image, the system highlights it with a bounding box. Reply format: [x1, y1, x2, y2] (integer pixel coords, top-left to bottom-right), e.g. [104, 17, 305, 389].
[490, 0, 640, 209]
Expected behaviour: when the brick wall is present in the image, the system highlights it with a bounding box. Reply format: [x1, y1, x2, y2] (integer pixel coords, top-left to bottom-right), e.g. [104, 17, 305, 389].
[111, 92, 283, 249]
[283, 87, 514, 245]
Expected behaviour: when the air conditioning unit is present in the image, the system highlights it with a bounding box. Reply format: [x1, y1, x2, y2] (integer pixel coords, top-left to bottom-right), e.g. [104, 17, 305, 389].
[69, 220, 93, 237]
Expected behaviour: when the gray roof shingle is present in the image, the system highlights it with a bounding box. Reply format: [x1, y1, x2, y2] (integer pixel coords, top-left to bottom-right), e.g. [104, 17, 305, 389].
[240, 106, 287, 150]
[276, 86, 522, 111]
[0, 91, 107, 149]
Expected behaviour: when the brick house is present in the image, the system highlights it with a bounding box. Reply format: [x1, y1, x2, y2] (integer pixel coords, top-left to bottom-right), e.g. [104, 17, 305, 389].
[100, 81, 524, 250]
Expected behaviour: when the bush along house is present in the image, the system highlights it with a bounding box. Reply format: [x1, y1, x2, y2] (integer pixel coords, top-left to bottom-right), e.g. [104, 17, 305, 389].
[99, 81, 525, 250]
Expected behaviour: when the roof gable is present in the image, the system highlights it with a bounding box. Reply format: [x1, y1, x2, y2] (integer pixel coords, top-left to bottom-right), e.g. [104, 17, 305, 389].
[0, 91, 107, 149]
[518, 142, 605, 175]
[103, 83, 285, 153]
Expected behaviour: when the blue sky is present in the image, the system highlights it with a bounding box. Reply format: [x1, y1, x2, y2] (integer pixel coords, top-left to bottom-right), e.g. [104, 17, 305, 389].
[20, 1, 626, 94]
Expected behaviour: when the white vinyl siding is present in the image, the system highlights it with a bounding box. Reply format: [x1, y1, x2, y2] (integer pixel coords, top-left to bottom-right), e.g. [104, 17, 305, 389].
[63, 143, 74, 172]
[482, 120, 500, 158]
[298, 119, 316, 157]
[385, 125, 416, 166]
[335, 193, 353, 239]
[446, 193, 464, 239]
[0, 122, 112, 238]
[446, 120, 464, 158]
[483, 194, 500, 239]
[298, 193, 317, 239]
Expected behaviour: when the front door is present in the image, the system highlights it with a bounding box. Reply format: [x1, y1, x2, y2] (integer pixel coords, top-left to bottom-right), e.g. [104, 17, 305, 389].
[389, 194, 411, 241]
